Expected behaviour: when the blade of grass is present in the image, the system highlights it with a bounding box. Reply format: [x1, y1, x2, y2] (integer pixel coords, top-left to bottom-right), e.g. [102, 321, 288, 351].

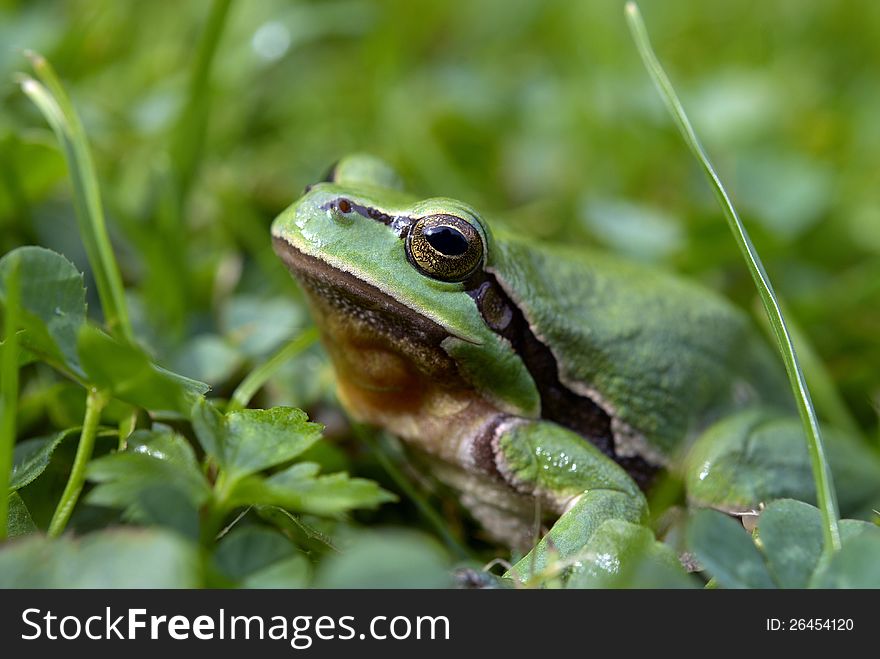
[18, 57, 133, 343]
[624, 2, 841, 555]
[753, 300, 864, 441]
[152, 0, 234, 337]
[169, 0, 234, 210]
[227, 327, 320, 412]
[356, 426, 473, 562]
[0, 256, 22, 540]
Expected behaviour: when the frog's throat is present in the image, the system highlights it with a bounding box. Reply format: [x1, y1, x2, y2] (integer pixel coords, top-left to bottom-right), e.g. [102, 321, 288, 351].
[273, 235, 504, 463]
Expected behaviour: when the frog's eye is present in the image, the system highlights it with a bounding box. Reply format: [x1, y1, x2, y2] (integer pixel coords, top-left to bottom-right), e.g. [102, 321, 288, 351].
[406, 214, 484, 283]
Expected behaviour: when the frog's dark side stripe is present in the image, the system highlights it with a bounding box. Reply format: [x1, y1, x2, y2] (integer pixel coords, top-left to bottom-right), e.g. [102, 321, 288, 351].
[465, 273, 659, 489]
[280, 195, 661, 489]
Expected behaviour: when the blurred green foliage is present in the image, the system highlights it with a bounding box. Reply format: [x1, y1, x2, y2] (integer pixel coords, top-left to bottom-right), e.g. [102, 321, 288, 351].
[1, 0, 879, 586]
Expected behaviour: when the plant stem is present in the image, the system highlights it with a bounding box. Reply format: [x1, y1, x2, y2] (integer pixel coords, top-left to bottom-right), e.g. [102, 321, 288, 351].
[200, 504, 229, 548]
[19, 58, 133, 343]
[118, 409, 138, 451]
[200, 472, 234, 548]
[48, 387, 108, 536]
[228, 327, 319, 411]
[625, 2, 841, 554]
[0, 257, 22, 541]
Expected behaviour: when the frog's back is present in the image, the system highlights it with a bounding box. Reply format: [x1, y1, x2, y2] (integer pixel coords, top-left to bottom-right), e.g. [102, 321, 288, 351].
[489, 234, 790, 462]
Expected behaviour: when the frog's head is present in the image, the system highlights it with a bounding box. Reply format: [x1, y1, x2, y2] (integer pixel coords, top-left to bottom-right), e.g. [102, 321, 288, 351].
[276, 154, 492, 288]
[271, 154, 539, 436]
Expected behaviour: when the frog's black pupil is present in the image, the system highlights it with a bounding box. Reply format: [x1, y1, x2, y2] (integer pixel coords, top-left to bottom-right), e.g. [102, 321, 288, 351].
[425, 226, 468, 256]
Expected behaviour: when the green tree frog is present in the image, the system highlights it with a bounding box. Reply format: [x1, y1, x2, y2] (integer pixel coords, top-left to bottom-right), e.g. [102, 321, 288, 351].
[271, 154, 880, 578]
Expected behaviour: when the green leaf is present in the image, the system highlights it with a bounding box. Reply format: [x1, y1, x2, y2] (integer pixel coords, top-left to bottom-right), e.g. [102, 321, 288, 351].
[581, 198, 683, 262]
[172, 334, 242, 386]
[192, 401, 323, 479]
[213, 526, 300, 582]
[315, 529, 452, 588]
[9, 428, 79, 492]
[225, 407, 323, 475]
[6, 492, 37, 538]
[757, 499, 823, 589]
[0, 246, 86, 373]
[811, 529, 880, 588]
[87, 429, 211, 519]
[230, 462, 396, 516]
[222, 295, 305, 358]
[13, 430, 117, 530]
[0, 527, 201, 587]
[688, 509, 776, 589]
[242, 555, 311, 589]
[190, 397, 225, 461]
[566, 520, 696, 589]
[136, 486, 201, 541]
[77, 325, 208, 414]
[840, 518, 880, 542]
[256, 505, 339, 554]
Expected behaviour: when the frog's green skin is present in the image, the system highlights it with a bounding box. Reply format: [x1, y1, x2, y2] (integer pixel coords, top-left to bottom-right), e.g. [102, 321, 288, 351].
[272, 154, 880, 578]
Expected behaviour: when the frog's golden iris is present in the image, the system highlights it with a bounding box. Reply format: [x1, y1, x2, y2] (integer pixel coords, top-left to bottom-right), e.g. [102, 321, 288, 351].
[405, 214, 484, 283]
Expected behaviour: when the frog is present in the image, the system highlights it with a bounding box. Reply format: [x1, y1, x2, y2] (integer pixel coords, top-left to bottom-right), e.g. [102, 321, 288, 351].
[271, 153, 880, 580]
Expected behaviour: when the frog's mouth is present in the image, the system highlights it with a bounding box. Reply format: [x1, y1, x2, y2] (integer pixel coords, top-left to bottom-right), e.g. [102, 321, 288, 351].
[273, 235, 450, 345]
[272, 235, 468, 399]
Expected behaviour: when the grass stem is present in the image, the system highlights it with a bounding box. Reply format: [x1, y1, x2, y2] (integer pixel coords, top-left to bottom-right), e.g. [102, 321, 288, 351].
[169, 0, 234, 207]
[0, 257, 22, 540]
[625, 2, 841, 554]
[228, 327, 319, 411]
[358, 427, 473, 561]
[19, 56, 133, 343]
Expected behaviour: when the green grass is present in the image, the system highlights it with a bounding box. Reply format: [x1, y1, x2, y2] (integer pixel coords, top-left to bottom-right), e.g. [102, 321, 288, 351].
[228, 326, 319, 412]
[625, 1, 840, 554]
[0, 254, 21, 540]
[18, 54, 133, 342]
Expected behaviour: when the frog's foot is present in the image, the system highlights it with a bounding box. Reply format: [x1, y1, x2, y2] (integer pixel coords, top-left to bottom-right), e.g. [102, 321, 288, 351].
[452, 567, 511, 589]
[507, 489, 648, 582]
[487, 418, 648, 583]
[684, 407, 880, 519]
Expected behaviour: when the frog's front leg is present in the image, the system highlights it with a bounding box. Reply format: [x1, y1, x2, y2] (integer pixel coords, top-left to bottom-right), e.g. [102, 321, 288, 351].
[489, 418, 647, 582]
